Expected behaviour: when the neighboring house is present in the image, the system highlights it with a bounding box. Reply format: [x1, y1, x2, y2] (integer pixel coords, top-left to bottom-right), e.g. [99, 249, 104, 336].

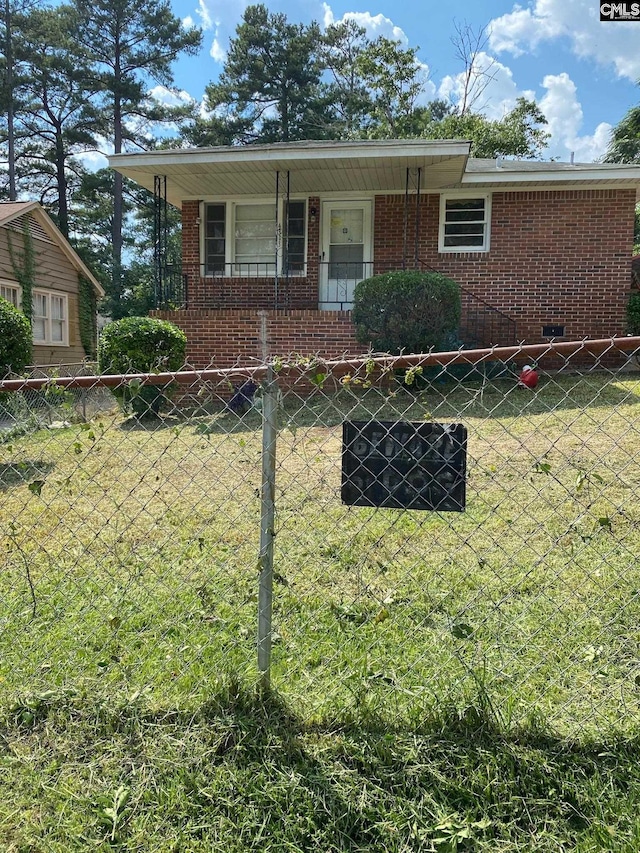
[0, 202, 104, 367]
[109, 140, 640, 367]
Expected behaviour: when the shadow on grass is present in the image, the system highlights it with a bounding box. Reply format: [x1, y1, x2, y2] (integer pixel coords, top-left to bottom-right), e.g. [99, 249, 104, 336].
[175, 370, 640, 441]
[116, 413, 187, 432]
[3, 680, 640, 850]
[0, 460, 55, 491]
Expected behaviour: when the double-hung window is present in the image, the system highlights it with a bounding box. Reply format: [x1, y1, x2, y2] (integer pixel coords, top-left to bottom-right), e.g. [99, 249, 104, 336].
[203, 201, 306, 276]
[33, 290, 68, 346]
[0, 281, 21, 307]
[282, 201, 306, 274]
[204, 204, 226, 274]
[439, 194, 491, 252]
[234, 203, 277, 274]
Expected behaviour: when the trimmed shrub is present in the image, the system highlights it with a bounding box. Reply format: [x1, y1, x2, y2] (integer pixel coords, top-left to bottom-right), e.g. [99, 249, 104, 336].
[0, 297, 32, 377]
[352, 270, 461, 355]
[627, 291, 640, 335]
[98, 316, 187, 417]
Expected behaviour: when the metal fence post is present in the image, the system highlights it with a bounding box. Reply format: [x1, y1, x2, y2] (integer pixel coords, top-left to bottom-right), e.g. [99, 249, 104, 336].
[257, 365, 278, 689]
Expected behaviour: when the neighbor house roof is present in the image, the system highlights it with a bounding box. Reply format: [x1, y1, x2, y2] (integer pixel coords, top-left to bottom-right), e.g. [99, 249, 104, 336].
[0, 201, 104, 297]
[109, 139, 640, 209]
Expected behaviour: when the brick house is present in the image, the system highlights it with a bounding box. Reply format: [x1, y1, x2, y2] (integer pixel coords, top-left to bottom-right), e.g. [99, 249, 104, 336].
[0, 201, 104, 366]
[109, 140, 640, 368]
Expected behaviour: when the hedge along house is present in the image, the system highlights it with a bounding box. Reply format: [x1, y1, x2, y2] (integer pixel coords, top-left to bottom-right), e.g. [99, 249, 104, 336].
[0, 202, 104, 366]
[109, 139, 640, 368]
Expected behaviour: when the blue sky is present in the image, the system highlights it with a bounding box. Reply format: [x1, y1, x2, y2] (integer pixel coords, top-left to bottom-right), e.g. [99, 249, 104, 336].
[160, 0, 640, 163]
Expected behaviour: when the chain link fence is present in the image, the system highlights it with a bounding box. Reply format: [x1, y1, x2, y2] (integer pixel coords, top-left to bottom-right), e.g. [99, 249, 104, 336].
[1, 337, 640, 738]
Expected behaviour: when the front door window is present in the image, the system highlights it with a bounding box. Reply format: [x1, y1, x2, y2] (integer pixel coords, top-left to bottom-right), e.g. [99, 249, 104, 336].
[320, 201, 372, 310]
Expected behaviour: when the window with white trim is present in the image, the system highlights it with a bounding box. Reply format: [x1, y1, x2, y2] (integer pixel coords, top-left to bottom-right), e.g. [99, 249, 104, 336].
[439, 194, 491, 252]
[204, 203, 226, 274]
[234, 203, 277, 273]
[0, 281, 21, 307]
[203, 201, 306, 276]
[32, 290, 68, 346]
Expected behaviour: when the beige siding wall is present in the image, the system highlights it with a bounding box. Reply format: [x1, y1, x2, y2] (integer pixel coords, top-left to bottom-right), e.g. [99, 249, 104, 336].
[0, 225, 86, 364]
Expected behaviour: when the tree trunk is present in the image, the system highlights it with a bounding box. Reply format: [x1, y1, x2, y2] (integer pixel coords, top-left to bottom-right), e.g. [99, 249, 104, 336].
[5, 0, 16, 201]
[55, 127, 68, 237]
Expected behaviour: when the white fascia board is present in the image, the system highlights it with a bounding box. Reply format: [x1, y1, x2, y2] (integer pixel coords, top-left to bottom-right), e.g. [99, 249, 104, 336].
[109, 140, 472, 171]
[462, 167, 640, 186]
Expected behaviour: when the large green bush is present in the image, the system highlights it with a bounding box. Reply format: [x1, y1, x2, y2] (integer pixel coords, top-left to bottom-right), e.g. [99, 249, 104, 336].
[0, 297, 32, 377]
[98, 316, 187, 416]
[352, 270, 461, 354]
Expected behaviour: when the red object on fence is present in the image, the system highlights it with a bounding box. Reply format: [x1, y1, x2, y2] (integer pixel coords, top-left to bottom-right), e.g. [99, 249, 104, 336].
[518, 365, 539, 389]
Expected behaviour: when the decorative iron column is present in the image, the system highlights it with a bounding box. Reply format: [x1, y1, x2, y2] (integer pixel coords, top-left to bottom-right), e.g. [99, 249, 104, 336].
[274, 170, 291, 309]
[153, 175, 168, 308]
[403, 168, 422, 269]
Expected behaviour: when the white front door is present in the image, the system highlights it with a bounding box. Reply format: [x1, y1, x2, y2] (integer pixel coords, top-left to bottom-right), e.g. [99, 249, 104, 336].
[320, 201, 372, 310]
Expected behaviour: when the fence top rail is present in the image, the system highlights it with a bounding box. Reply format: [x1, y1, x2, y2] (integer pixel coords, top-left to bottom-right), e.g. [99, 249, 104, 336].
[1, 337, 639, 392]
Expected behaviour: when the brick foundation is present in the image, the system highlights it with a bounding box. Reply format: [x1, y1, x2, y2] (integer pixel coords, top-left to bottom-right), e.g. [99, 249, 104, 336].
[150, 308, 361, 369]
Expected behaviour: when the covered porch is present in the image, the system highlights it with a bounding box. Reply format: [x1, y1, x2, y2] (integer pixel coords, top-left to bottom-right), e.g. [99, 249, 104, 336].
[111, 140, 517, 349]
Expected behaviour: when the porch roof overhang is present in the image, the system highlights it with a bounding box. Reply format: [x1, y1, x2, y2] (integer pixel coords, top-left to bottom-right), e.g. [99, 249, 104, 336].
[109, 140, 472, 208]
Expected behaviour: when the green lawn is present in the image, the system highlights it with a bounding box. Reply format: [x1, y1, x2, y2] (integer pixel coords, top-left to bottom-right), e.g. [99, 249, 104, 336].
[2, 370, 640, 850]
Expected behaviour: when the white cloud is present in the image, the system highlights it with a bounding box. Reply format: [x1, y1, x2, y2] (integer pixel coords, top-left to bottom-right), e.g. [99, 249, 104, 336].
[489, 0, 640, 80]
[195, 0, 249, 64]
[538, 72, 612, 161]
[76, 149, 110, 171]
[321, 5, 435, 102]
[438, 51, 536, 119]
[435, 46, 610, 162]
[183, 15, 194, 29]
[488, 4, 561, 56]
[210, 38, 226, 63]
[148, 86, 194, 108]
[322, 2, 334, 29]
[322, 3, 407, 42]
[195, 0, 214, 31]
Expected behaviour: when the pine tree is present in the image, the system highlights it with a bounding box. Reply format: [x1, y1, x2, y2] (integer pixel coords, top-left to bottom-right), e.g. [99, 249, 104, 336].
[70, 0, 201, 317]
[606, 97, 640, 164]
[355, 37, 428, 138]
[319, 20, 374, 138]
[4, 4, 102, 235]
[192, 4, 328, 146]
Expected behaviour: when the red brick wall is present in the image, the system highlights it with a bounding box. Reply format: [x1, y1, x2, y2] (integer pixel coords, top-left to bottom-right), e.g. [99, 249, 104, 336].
[375, 189, 635, 343]
[180, 188, 635, 349]
[150, 308, 360, 369]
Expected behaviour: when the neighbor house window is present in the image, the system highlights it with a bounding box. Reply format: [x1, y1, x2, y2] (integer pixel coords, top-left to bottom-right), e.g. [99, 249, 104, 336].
[0, 281, 21, 307]
[203, 201, 306, 276]
[439, 194, 491, 252]
[32, 290, 68, 345]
